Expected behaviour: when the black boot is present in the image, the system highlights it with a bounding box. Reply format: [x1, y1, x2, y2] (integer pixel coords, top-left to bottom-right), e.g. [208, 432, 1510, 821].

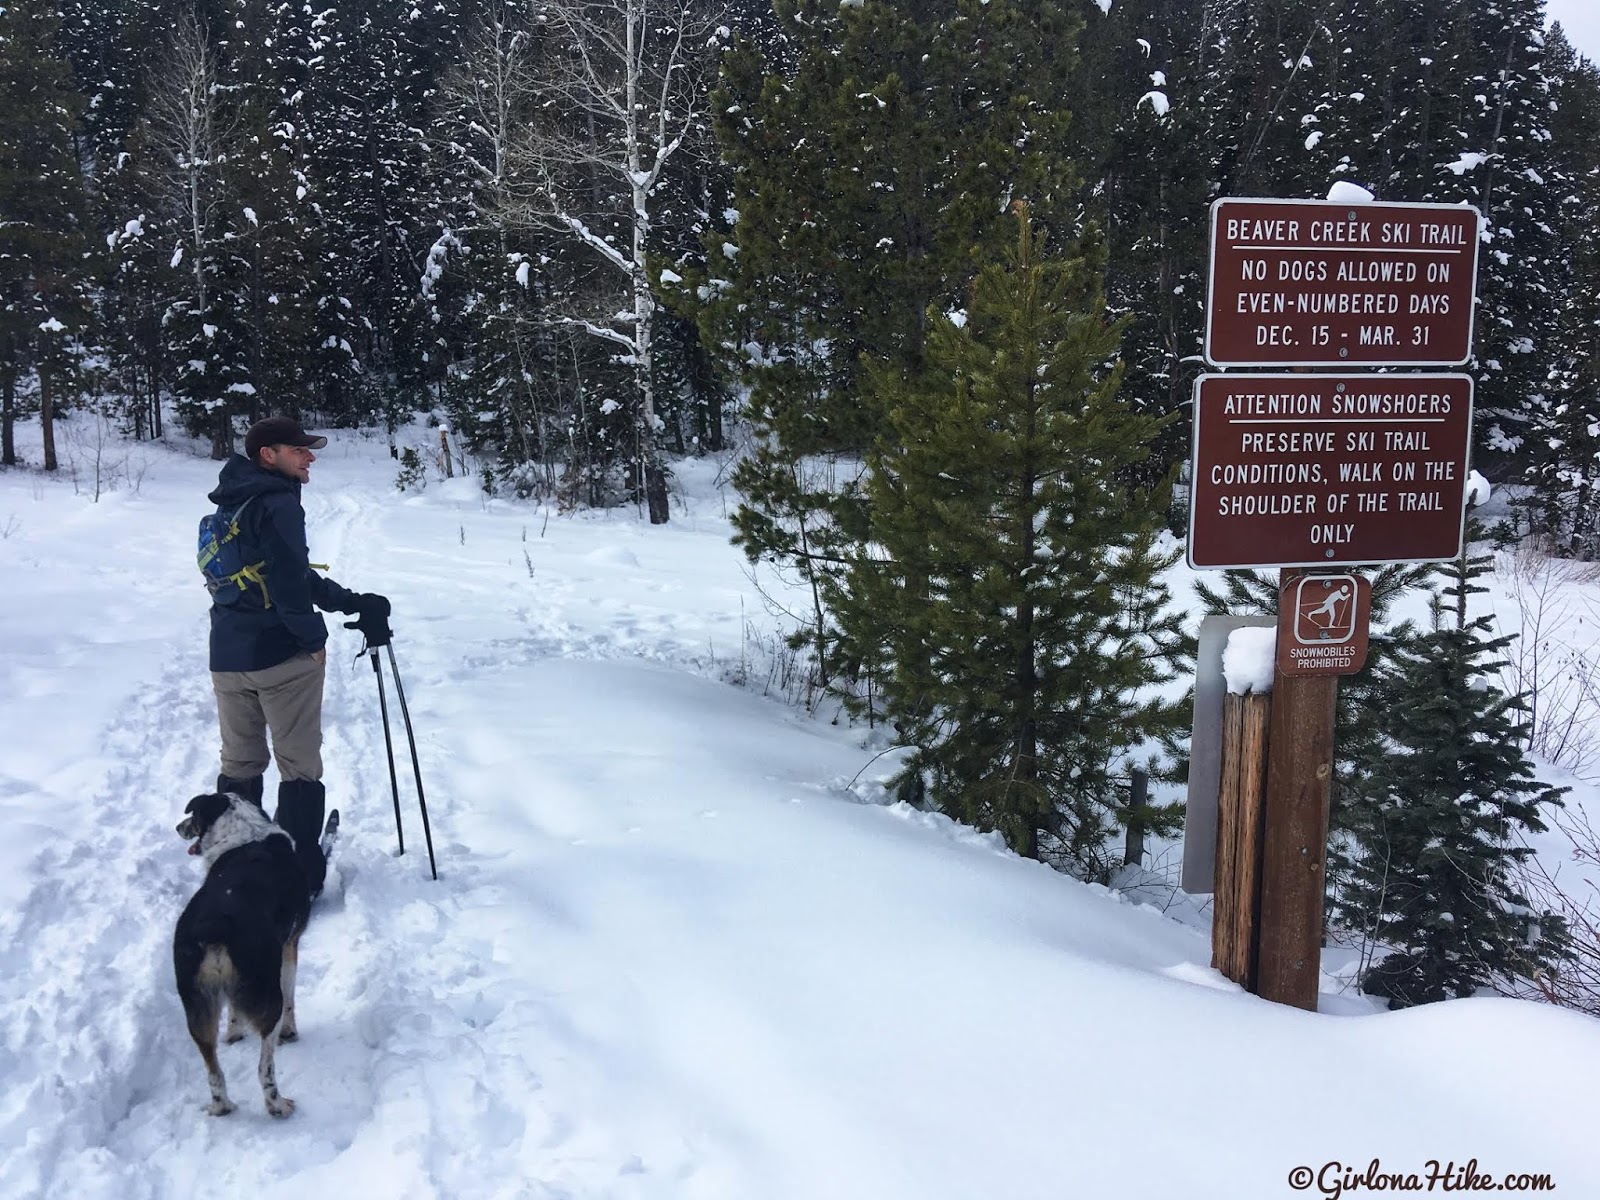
[274, 779, 328, 899]
[216, 773, 264, 809]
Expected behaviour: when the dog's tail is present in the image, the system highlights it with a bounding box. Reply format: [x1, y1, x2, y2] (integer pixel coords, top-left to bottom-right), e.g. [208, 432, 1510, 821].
[176, 909, 235, 960]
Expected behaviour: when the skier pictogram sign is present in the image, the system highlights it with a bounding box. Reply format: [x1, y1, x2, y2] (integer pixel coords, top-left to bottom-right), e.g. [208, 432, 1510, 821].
[1276, 573, 1371, 676]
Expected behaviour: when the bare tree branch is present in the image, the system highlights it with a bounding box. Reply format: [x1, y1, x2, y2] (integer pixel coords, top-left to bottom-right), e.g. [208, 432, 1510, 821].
[480, 0, 726, 523]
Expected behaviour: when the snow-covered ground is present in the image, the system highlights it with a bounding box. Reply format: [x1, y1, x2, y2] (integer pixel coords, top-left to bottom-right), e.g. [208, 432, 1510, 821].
[2, 420, 1598, 1200]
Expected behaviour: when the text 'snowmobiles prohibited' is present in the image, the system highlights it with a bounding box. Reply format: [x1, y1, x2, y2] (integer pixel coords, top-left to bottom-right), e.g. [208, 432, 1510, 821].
[1277, 574, 1371, 677]
[1187, 373, 1473, 570]
[1206, 197, 1480, 368]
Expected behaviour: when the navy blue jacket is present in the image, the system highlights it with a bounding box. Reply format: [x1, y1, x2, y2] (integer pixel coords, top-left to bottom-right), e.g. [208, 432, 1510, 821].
[207, 455, 360, 672]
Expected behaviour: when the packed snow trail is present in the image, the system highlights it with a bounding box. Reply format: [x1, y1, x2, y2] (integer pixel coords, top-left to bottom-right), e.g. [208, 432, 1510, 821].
[2, 433, 1600, 1199]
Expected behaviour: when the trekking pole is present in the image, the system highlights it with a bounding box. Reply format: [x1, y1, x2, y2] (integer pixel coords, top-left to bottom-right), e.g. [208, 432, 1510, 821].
[368, 648, 407, 857]
[384, 642, 438, 882]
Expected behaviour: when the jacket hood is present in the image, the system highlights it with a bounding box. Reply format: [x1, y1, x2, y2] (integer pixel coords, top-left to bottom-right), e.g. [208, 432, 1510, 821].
[208, 453, 301, 508]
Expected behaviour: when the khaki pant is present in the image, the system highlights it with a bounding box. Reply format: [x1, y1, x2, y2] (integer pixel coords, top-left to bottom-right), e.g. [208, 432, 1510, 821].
[212, 652, 326, 782]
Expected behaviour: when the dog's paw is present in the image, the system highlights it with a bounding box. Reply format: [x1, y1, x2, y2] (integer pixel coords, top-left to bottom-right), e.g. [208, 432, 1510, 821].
[224, 1016, 246, 1044]
[206, 1098, 237, 1117]
[266, 1095, 296, 1118]
[278, 1026, 298, 1043]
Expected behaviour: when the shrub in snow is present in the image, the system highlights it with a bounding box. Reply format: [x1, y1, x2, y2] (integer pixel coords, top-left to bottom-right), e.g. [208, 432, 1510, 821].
[1337, 524, 1570, 1009]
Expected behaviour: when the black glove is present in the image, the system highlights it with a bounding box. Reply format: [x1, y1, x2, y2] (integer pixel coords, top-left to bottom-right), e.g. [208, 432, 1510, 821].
[344, 592, 392, 648]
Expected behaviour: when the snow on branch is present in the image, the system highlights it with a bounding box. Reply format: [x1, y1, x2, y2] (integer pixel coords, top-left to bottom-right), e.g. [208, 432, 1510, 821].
[1446, 152, 1490, 176]
[545, 315, 638, 350]
[1137, 90, 1170, 118]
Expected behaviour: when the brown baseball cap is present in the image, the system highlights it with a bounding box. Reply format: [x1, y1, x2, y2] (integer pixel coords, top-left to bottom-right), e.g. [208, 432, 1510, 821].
[245, 416, 328, 460]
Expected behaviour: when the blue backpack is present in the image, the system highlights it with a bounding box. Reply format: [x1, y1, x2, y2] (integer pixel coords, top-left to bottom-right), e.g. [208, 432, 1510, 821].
[197, 497, 271, 608]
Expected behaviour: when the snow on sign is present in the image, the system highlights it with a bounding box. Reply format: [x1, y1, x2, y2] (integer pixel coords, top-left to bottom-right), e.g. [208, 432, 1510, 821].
[1275, 573, 1372, 677]
[1187, 373, 1474, 569]
[1205, 197, 1479, 367]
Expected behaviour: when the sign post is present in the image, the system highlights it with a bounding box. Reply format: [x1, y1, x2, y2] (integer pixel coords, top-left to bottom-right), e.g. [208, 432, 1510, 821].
[1255, 606, 1340, 1010]
[1192, 195, 1480, 1011]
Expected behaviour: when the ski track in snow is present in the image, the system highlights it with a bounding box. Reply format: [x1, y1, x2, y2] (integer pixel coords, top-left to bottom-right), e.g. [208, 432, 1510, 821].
[1, 483, 709, 1200]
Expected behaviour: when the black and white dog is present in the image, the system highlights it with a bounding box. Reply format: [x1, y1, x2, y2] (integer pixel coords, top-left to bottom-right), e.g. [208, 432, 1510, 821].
[174, 792, 310, 1117]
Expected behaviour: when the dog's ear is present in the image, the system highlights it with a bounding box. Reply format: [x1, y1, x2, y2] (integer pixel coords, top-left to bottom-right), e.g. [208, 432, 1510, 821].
[183, 792, 232, 828]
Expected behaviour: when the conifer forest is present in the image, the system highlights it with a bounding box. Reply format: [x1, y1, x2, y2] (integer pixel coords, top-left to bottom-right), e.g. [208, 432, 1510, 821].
[5, 0, 1600, 1007]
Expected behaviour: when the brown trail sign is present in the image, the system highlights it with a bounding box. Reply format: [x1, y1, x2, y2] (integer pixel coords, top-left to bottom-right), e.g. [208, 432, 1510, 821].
[1187, 373, 1473, 570]
[1205, 198, 1479, 368]
[1277, 573, 1371, 677]
[1191, 194, 1480, 1013]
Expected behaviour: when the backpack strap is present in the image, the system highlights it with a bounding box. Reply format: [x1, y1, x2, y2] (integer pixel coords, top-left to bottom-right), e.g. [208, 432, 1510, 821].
[223, 495, 257, 533]
[220, 496, 271, 608]
[231, 562, 272, 608]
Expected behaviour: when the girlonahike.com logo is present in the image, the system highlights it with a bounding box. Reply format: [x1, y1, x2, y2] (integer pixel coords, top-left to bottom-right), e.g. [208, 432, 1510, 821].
[1286, 1159, 1555, 1197]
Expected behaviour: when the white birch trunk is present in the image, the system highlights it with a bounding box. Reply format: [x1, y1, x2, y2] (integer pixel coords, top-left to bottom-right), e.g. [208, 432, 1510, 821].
[497, 0, 720, 524]
[151, 15, 232, 456]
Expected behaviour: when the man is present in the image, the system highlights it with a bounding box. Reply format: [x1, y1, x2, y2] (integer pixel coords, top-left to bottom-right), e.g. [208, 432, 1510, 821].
[206, 415, 390, 896]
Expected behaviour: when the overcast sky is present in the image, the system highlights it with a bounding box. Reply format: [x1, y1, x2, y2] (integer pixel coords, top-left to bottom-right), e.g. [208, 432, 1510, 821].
[1547, 0, 1600, 63]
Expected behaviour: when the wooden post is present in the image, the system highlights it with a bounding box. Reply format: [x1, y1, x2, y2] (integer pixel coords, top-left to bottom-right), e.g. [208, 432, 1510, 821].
[1210, 690, 1272, 987]
[1255, 570, 1339, 1009]
[439, 426, 455, 478]
[1123, 768, 1148, 868]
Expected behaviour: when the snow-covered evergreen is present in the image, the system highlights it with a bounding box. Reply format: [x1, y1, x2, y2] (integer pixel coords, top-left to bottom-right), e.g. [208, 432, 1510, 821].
[1336, 524, 1571, 1006]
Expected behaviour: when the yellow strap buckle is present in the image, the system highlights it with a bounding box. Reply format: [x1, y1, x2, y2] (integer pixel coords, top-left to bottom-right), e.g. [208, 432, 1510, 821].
[230, 562, 272, 609]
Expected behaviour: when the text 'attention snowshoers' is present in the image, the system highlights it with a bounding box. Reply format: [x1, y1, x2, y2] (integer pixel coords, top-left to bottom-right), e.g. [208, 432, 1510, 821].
[1187, 375, 1474, 567]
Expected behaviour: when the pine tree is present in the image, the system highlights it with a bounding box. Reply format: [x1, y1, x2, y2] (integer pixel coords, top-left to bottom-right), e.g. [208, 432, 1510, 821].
[309, 0, 464, 428]
[1461, 0, 1568, 473]
[1335, 522, 1570, 1008]
[840, 210, 1185, 875]
[235, 0, 361, 421]
[1523, 27, 1600, 557]
[215, 121, 323, 422]
[1312, 0, 1570, 472]
[0, 0, 92, 470]
[702, 0, 1079, 685]
[1191, 0, 1337, 199]
[1067, 0, 1213, 479]
[1312, 0, 1471, 198]
[101, 135, 179, 441]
